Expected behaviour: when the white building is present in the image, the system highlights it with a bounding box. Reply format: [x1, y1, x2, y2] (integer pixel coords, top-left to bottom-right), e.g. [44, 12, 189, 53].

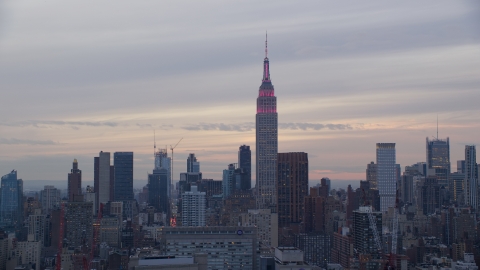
[377, 143, 396, 212]
[454, 253, 478, 270]
[14, 241, 42, 270]
[239, 209, 278, 248]
[40, 185, 60, 214]
[181, 186, 205, 227]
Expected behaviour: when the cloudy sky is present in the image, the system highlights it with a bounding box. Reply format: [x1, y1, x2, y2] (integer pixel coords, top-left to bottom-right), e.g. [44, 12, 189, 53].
[1, 1, 479, 187]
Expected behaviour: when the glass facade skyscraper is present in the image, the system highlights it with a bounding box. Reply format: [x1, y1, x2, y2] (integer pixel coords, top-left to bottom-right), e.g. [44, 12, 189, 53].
[238, 145, 251, 189]
[464, 145, 477, 209]
[376, 143, 396, 212]
[114, 152, 134, 201]
[0, 170, 23, 233]
[426, 137, 450, 188]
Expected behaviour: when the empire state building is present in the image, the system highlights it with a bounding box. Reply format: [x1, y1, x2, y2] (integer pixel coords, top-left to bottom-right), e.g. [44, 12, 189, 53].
[256, 35, 278, 211]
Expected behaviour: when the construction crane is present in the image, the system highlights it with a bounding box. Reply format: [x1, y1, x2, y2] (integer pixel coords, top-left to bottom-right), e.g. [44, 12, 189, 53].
[56, 202, 65, 270]
[170, 138, 183, 198]
[85, 203, 103, 270]
[386, 191, 400, 270]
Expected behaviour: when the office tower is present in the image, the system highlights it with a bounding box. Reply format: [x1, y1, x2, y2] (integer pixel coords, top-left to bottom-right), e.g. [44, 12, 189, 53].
[400, 175, 414, 204]
[366, 162, 377, 189]
[0, 170, 23, 233]
[222, 163, 236, 199]
[187, 153, 200, 173]
[27, 211, 46, 245]
[238, 145, 252, 188]
[426, 137, 450, 187]
[95, 151, 111, 210]
[39, 185, 60, 214]
[449, 172, 465, 203]
[148, 168, 168, 213]
[181, 186, 206, 226]
[353, 206, 382, 258]
[419, 177, 440, 215]
[304, 187, 326, 233]
[376, 143, 396, 212]
[85, 185, 96, 215]
[154, 148, 171, 198]
[256, 36, 278, 211]
[464, 145, 478, 209]
[99, 215, 120, 248]
[65, 200, 93, 248]
[68, 159, 82, 202]
[277, 152, 308, 229]
[294, 233, 330, 268]
[114, 152, 134, 201]
[161, 226, 258, 269]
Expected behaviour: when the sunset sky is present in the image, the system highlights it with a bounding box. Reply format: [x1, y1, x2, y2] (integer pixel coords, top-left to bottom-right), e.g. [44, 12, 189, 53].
[1, 1, 479, 187]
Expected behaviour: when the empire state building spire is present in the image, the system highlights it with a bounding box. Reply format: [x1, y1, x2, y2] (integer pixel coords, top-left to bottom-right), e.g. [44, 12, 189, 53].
[256, 34, 278, 211]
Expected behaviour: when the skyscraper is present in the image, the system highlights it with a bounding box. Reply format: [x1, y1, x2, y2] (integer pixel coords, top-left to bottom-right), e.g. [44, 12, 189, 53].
[114, 152, 134, 201]
[187, 153, 200, 173]
[0, 170, 23, 233]
[181, 186, 206, 226]
[238, 145, 252, 188]
[40, 185, 61, 214]
[366, 161, 377, 189]
[95, 151, 111, 210]
[154, 148, 171, 198]
[68, 159, 82, 202]
[148, 168, 169, 213]
[256, 35, 278, 210]
[426, 137, 450, 187]
[277, 152, 308, 231]
[464, 145, 477, 209]
[376, 143, 396, 212]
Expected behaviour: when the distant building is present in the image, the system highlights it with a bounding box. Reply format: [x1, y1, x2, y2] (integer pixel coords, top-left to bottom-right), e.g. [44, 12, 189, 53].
[114, 152, 134, 201]
[294, 233, 330, 268]
[353, 206, 382, 259]
[85, 185, 96, 215]
[67, 159, 82, 202]
[181, 186, 205, 226]
[187, 153, 200, 173]
[40, 185, 60, 214]
[277, 152, 308, 229]
[27, 211, 46, 246]
[464, 146, 477, 209]
[426, 137, 450, 188]
[14, 240, 42, 270]
[148, 168, 169, 214]
[222, 164, 236, 199]
[161, 226, 258, 269]
[256, 37, 278, 211]
[273, 247, 317, 269]
[65, 200, 93, 248]
[366, 162, 377, 189]
[154, 148, 171, 198]
[100, 215, 121, 248]
[0, 170, 23, 233]
[239, 209, 278, 248]
[419, 177, 440, 215]
[238, 145, 252, 189]
[376, 143, 396, 212]
[95, 151, 111, 210]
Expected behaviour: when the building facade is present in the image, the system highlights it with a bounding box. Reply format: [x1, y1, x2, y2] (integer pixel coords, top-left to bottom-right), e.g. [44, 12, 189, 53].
[40, 185, 61, 214]
[148, 168, 169, 214]
[277, 152, 309, 228]
[65, 201, 93, 248]
[68, 159, 82, 202]
[464, 145, 477, 209]
[256, 37, 278, 211]
[187, 153, 200, 173]
[0, 170, 23, 233]
[238, 145, 252, 190]
[376, 143, 396, 212]
[95, 151, 111, 210]
[114, 152, 134, 201]
[181, 186, 206, 226]
[426, 137, 450, 188]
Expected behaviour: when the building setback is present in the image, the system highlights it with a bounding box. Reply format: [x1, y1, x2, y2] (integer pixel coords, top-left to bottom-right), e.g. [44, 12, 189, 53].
[256, 36, 278, 211]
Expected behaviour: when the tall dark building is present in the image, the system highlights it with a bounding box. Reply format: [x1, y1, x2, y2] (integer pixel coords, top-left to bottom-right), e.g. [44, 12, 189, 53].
[426, 137, 450, 188]
[187, 153, 200, 173]
[256, 35, 278, 210]
[65, 200, 93, 248]
[419, 177, 440, 215]
[113, 152, 134, 201]
[366, 162, 377, 189]
[68, 159, 82, 202]
[277, 152, 308, 230]
[238, 145, 251, 189]
[0, 170, 23, 234]
[148, 168, 169, 214]
[464, 145, 477, 208]
[353, 206, 382, 259]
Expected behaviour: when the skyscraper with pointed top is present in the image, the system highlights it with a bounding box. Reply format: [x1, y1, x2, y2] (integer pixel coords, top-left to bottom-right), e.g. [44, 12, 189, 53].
[256, 34, 278, 211]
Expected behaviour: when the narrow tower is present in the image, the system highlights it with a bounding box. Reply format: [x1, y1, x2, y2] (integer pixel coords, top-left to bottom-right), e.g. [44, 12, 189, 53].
[256, 33, 278, 211]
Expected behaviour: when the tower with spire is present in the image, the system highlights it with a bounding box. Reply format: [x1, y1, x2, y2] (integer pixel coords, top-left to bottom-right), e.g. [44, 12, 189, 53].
[256, 33, 278, 211]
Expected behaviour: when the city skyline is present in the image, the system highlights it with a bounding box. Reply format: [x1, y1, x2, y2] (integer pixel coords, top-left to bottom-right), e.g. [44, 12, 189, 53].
[1, 1, 480, 183]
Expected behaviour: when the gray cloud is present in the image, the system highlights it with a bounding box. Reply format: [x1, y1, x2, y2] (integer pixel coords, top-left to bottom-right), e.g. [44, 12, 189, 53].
[0, 138, 58, 145]
[280, 123, 353, 131]
[1, 120, 119, 128]
[182, 122, 353, 132]
[182, 123, 255, 132]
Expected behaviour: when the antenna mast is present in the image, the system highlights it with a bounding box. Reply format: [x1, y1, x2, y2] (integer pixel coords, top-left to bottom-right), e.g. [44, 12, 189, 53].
[265, 31, 268, 58]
